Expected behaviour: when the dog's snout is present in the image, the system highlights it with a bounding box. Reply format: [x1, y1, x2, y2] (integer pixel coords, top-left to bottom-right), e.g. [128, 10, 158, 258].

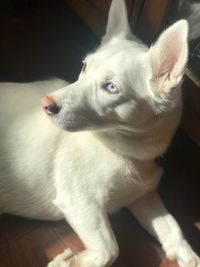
[41, 96, 61, 115]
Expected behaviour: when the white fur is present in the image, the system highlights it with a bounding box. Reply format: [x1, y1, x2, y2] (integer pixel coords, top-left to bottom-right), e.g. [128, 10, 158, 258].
[0, 0, 199, 266]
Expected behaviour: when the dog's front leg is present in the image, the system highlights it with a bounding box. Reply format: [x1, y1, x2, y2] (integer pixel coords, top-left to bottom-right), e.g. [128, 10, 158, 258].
[128, 191, 200, 267]
[48, 199, 119, 267]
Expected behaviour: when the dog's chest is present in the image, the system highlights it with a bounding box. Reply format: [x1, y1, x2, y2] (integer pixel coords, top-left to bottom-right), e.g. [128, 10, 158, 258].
[55, 133, 161, 212]
[101, 158, 161, 212]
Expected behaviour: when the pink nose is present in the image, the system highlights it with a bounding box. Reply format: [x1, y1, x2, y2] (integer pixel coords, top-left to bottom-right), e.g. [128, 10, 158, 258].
[41, 96, 60, 115]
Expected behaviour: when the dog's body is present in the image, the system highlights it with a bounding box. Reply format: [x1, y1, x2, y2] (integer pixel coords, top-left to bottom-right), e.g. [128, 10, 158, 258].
[0, 80, 164, 219]
[0, 0, 199, 266]
[0, 80, 67, 220]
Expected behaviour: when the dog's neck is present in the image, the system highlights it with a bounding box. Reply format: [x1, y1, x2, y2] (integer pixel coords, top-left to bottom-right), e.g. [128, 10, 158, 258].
[94, 111, 181, 161]
[94, 129, 164, 161]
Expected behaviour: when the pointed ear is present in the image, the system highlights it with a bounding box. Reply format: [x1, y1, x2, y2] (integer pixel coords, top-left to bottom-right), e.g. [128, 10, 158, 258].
[102, 0, 132, 44]
[149, 20, 188, 93]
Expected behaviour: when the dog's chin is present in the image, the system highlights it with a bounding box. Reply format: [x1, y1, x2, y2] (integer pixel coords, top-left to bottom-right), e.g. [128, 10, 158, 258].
[50, 115, 122, 133]
[50, 116, 90, 132]
[54, 121, 84, 132]
[51, 119, 113, 133]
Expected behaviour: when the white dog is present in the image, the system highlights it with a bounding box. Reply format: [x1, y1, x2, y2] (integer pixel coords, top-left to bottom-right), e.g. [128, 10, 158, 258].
[0, 0, 199, 266]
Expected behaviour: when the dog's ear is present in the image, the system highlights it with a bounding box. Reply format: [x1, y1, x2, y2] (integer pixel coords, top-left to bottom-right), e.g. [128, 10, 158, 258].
[149, 20, 188, 93]
[102, 0, 132, 44]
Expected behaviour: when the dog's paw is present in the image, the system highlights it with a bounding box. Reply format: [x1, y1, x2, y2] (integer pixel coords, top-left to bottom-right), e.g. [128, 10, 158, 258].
[165, 239, 200, 267]
[47, 249, 76, 267]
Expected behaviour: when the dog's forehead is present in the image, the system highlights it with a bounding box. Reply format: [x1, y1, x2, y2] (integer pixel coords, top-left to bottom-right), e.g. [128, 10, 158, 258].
[86, 40, 147, 68]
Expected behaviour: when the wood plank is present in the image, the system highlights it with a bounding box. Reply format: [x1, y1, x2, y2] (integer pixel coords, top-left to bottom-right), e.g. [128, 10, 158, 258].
[0, 215, 36, 248]
[181, 70, 200, 146]
[129, 0, 145, 32]
[0, 227, 66, 267]
[87, 0, 112, 17]
[90, 0, 133, 17]
[110, 210, 164, 267]
[65, 0, 106, 36]
[184, 69, 200, 116]
[64, 0, 136, 36]
[182, 102, 200, 146]
[53, 222, 85, 253]
[0, 214, 179, 267]
[136, 0, 172, 44]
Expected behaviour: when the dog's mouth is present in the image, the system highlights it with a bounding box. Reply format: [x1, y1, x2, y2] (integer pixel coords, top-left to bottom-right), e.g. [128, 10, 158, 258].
[49, 112, 114, 133]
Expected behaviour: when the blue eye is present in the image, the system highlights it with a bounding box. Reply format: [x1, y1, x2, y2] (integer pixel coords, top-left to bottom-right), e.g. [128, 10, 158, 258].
[104, 83, 119, 94]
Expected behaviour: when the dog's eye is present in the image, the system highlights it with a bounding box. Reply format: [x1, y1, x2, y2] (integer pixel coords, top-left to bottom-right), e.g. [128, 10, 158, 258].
[103, 82, 119, 94]
[81, 61, 87, 73]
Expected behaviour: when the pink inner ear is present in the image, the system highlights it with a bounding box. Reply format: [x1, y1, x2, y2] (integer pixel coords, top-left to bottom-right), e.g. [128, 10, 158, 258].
[150, 20, 188, 81]
[159, 35, 181, 77]
[160, 31, 187, 80]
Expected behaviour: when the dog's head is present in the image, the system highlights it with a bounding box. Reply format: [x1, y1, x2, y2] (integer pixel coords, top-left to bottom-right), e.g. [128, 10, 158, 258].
[41, 0, 188, 133]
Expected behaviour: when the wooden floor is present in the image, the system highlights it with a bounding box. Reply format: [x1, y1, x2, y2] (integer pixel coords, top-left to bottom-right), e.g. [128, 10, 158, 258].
[0, 1, 199, 266]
